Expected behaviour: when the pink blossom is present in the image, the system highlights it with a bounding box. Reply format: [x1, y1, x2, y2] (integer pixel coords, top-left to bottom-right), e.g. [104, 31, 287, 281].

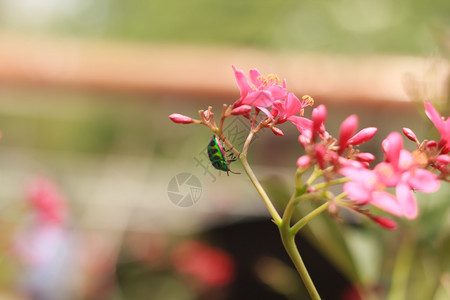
[232, 65, 286, 108]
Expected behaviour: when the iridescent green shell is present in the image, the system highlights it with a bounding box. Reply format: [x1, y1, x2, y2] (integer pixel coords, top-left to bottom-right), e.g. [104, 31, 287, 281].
[207, 135, 238, 175]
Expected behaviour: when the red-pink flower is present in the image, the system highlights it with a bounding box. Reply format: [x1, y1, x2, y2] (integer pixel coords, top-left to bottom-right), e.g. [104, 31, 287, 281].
[232, 65, 287, 108]
[425, 101, 450, 153]
[171, 241, 235, 287]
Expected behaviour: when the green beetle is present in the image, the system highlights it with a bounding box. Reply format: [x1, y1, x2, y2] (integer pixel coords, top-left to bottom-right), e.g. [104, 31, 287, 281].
[207, 135, 240, 175]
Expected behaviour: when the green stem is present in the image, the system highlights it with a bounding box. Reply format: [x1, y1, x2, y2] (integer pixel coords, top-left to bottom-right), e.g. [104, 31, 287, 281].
[239, 156, 282, 225]
[311, 177, 350, 190]
[237, 128, 320, 299]
[290, 202, 330, 235]
[279, 219, 321, 299]
[276, 191, 321, 299]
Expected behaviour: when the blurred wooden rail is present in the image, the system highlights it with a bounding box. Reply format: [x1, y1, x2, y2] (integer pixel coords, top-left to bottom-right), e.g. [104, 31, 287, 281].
[0, 34, 448, 103]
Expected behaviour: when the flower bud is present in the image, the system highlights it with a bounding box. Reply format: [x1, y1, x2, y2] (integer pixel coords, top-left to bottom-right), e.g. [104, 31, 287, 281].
[426, 140, 438, 148]
[271, 127, 284, 136]
[436, 154, 450, 165]
[348, 127, 377, 146]
[369, 215, 397, 230]
[297, 155, 310, 168]
[338, 115, 358, 153]
[169, 113, 195, 124]
[356, 152, 375, 162]
[402, 127, 418, 143]
[231, 105, 252, 115]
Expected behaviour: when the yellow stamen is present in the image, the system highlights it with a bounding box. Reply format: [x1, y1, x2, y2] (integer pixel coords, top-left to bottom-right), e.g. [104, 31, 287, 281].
[257, 74, 280, 88]
[302, 95, 314, 106]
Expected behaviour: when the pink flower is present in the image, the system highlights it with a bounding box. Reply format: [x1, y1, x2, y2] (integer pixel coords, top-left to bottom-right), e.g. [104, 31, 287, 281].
[27, 177, 68, 225]
[425, 101, 450, 153]
[270, 93, 314, 125]
[376, 133, 440, 219]
[272, 93, 303, 122]
[232, 65, 287, 108]
[342, 132, 440, 219]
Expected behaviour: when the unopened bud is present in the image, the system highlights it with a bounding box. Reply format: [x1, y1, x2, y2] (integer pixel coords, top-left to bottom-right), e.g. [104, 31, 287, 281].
[370, 215, 397, 230]
[271, 126, 284, 136]
[402, 128, 419, 143]
[297, 155, 310, 168]
[348, 127, 377, 145]
[356, 152, 375, 162]
[169, 113, 195, 124]
[231, 105, 252, 115]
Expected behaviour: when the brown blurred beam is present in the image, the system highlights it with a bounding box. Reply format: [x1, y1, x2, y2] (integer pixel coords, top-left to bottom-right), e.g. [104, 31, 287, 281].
[0, 34, 448, 103]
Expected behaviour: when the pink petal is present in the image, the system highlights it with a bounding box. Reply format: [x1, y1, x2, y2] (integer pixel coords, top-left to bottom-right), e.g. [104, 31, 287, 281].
[398, 149, 414, 171]
[242, 91, 274, 107]
[374, 162, 399, 187]
[268, 85, 287, 100]
[382, 132, 403, 167]
[407, 169, 440, 193]
[285, 93, 302, 116]
[288, 116, 312, 133]
[232, 65, 251, 99]
[371, 191, 403, 216]
[257, 106, 273, 119]
[343, 181, 372, 204]
[249, 68, 262, 87]
[348, 127, 377, 145]
[396, 182, 418, 219]
[425, 101, 445, 135]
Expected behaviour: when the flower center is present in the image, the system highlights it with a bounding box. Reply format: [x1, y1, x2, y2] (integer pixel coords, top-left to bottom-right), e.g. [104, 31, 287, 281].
[256, 74, 280, 89]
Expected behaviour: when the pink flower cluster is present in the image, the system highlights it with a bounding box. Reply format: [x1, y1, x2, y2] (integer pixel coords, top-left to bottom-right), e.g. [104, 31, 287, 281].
[338, 102, 448, 226]
[169, 66, 448, 229]
[229, 68, 448, 227]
